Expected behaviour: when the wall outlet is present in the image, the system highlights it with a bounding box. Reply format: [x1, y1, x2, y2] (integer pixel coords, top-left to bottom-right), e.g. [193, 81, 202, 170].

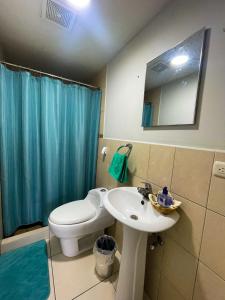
[213, 161, 225, 178]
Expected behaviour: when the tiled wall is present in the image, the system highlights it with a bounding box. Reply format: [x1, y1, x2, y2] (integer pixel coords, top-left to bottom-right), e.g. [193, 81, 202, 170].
[96, 139, 225, 300]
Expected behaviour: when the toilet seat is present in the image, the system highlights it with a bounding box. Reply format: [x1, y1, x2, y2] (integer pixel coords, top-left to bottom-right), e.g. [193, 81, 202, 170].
[49, 200, 96, 225]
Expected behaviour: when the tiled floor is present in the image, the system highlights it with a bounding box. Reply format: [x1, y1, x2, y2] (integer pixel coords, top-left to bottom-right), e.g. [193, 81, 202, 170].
[1, 228, 149, 300]
[48, 249, 119, 300]
[14, 224, 43, 236]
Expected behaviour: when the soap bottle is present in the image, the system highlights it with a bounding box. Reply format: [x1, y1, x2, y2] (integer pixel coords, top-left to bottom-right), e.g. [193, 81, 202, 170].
[157, 187, 173, 207]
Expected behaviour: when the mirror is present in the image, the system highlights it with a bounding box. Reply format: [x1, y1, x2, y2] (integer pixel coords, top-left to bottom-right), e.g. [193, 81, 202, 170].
[142, 29, 206, 128]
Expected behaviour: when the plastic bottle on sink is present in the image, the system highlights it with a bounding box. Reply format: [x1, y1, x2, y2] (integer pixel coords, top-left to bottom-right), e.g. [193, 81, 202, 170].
[157, 187, 174, 208]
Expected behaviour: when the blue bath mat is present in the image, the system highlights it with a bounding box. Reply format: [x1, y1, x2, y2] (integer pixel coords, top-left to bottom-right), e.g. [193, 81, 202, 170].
[0, 240, 50, 300]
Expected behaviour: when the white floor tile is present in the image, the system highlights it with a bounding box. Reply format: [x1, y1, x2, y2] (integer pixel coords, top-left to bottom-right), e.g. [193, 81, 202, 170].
[75, 278, 116, 300]
[51, 251, 101, 300]
[48, 259, 56, 300]
[110, 272, 118, 291]
[48, 231, 62, 257]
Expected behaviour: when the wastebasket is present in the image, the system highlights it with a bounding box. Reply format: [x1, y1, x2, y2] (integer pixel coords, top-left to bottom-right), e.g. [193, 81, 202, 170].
[93, 235, 117, 278]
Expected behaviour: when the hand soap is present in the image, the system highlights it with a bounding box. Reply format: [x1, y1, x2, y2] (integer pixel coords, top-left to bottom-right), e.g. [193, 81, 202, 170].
[157, 187, 174, 208]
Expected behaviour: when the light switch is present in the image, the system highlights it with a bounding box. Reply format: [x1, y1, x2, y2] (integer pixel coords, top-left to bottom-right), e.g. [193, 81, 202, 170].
[213, 161, 225, 178]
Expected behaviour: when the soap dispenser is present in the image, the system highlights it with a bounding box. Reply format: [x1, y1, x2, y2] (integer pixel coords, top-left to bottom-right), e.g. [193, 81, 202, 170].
[157, 187, 174, 208]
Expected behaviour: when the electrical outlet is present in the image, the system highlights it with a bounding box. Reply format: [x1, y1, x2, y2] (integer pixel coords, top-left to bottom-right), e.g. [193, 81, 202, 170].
[213, 161, 225, 178]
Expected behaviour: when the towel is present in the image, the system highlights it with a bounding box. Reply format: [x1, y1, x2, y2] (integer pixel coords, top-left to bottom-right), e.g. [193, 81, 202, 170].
[108, 152, 128, 183]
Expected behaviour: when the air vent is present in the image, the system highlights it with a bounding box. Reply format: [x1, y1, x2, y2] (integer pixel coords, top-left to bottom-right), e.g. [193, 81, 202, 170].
[42, 0, 77, 31]
[151, 62, 168, 73]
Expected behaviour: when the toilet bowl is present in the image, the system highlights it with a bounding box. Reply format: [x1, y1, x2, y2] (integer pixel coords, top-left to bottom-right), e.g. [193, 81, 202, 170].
[48, 188, 114, 257]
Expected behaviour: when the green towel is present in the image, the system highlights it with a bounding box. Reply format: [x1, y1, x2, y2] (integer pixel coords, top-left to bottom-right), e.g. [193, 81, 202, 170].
[108, 152, 128, 183]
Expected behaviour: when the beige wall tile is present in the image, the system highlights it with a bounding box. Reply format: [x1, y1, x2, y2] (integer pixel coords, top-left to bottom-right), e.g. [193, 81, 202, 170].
[143, 292, 151, 300]
[193, 262, 225, 300]
[96, 158, 109, 188]
[162, 238, 198, 299]
[145, 266, 161, 300]
[106, 221, 123, 253]
[167, 194, 206, 257]
[104, 139, 127, 163]
[208, 153, 225, 216]
[147, 145, 175, 188]
[96, 158, 119, 189]
[200, 210, 225, 280]
[97, 139, 145, 189]
[97, 138, 105, 160]
[130, 175, 145, 187]
[171, 148, 214, 207]
[146, 235, 165, 271]
[130, 175, 150, 188]
[158, 275, 185, 300]
[128, 142, 150, 178]
[145, 237, 165, 300]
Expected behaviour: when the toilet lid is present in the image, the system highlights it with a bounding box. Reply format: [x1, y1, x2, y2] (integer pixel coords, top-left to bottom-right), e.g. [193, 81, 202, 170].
[49, 200, 96, 225]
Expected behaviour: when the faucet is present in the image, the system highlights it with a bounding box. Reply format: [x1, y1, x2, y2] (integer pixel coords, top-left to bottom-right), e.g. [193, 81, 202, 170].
[137, 182, 153, 200]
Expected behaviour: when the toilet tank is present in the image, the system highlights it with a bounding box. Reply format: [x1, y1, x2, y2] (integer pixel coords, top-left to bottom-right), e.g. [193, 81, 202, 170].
[87, 188, 108, 209]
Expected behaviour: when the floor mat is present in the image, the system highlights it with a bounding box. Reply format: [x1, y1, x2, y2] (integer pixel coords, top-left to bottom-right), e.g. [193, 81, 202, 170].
[0, 240, 50, 300]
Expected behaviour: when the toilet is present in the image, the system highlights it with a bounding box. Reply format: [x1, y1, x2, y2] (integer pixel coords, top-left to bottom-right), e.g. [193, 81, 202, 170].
[48, 188, 114, 257]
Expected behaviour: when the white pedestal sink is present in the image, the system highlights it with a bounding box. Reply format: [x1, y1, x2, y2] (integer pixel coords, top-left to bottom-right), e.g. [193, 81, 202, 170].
[103, 187, 180, 300]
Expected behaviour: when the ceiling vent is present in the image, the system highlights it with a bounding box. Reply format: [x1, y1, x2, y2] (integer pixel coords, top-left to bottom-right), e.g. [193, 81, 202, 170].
[151, 62, 168, 73]
[42, 0, 77, 31]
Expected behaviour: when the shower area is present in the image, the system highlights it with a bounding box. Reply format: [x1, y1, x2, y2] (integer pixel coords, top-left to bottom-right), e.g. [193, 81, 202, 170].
[0, 62, 101, 239]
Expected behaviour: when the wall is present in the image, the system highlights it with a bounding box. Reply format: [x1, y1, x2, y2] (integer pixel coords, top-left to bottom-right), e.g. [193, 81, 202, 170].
[93, 1, 225, 298]
[105, 0, 225, 150]
[89, 67, 107, 137]
[96, 139, 225, 300]
[0, 45, 3, 60]
[158, 73, 198, 125]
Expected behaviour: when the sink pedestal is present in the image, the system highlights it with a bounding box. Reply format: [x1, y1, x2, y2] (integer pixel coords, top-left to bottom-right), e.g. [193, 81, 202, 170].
[116, 224, 148, 300]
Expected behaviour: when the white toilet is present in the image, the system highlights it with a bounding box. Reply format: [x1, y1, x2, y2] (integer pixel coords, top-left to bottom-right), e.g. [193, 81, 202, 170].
[48, 188, 114, 257]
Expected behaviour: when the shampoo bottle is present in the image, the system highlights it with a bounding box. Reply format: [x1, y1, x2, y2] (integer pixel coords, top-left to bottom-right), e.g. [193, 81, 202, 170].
[157, 187, 173, 207]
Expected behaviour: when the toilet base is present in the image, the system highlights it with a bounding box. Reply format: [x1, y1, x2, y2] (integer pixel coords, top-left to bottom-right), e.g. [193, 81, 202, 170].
[60, 230, 104, 257]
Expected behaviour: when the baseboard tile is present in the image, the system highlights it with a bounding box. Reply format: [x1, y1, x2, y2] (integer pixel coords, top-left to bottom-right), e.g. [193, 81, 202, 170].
[1, 226, 49, 254]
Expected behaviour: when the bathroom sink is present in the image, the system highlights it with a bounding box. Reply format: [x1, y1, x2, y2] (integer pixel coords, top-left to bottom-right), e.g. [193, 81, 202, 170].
[103, 187, 179, 233]
[103, 187, 180, 300]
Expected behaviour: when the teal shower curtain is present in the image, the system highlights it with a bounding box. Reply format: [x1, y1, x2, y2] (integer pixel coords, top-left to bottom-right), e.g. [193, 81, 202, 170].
[142, 102, 153, 127]
[0, 64, 101, 236]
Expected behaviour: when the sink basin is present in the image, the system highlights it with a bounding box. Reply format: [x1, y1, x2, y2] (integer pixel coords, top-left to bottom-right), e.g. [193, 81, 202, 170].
[104, 187, 179, 233]
[103, 187, 180, 300]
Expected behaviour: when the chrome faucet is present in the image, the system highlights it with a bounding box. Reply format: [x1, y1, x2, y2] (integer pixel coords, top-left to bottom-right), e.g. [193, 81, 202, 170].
[137, 182, 153, 200]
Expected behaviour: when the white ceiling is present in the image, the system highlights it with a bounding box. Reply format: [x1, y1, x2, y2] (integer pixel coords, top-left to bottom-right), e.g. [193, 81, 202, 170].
[0, 0, 170, 82]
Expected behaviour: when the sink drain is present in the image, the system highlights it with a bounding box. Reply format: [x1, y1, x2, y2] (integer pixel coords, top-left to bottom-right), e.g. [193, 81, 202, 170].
[130, 214, 138, 220]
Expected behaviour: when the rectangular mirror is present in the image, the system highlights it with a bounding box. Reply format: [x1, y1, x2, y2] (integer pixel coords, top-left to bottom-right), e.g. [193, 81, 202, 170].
[142, 29, 206, 128]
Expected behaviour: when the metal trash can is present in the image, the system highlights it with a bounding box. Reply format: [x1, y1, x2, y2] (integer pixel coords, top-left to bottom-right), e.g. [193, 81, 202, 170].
[93, 235, 117, 278]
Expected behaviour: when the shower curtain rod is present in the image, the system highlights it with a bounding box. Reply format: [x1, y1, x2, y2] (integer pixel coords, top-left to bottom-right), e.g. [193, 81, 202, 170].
[0, 60, 99, 90]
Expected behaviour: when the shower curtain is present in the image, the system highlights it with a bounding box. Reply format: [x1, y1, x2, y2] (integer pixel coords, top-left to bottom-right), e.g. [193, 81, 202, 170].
[142, 102, 153, 127]
[0, 64, 101, 236]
